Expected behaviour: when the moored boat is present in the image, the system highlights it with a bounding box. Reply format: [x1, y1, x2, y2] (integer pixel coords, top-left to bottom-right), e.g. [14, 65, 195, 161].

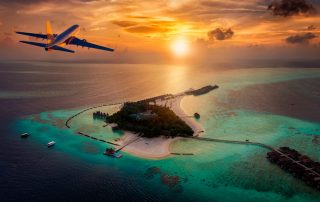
[20, 133, 30, 138]
[103, 148, 122, 158]
[47, 141, 56, 147]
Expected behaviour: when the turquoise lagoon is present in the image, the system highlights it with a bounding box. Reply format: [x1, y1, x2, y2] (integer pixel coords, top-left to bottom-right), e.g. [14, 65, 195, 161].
[14, 67, 320, 202]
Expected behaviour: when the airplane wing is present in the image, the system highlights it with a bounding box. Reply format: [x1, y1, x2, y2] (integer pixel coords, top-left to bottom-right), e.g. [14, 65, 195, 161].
[20, 41, 47, 47]
[51, 45, 75, 53]
[16, 32, 48, 39]
[19, 41, 75, 53]
[68, 37, 114, 52]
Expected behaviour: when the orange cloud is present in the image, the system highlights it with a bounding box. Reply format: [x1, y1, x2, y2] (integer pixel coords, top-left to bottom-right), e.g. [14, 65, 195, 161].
[125, 25, 169, 34]
[112, 20, 138, 27]
[1, 0, 320, 61]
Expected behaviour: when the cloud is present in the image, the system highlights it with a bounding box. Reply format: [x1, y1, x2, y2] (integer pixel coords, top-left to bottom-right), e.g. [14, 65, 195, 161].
[2, 0, 320, 62]
[194, 38, 208, 48]
[268, 0, 316, 17]
[125, 25, 169, 33]
[112, 20, 138, 27]
[193, 27, 235, 48]
[307, 25, 316, 30]
[207, 28, 234, 41]
[285, 32, 317, 44]
[90, 26, 107, 31]
[0, 36, 15, 47]
[4, 32, 13, 36]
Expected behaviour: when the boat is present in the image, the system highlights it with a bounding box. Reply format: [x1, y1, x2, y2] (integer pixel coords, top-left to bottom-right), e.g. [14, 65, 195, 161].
[113, 153, 123, 158]
[20, 133, 30, 138]
[47, 141, 56, 147]
[103, 148, 122, 158]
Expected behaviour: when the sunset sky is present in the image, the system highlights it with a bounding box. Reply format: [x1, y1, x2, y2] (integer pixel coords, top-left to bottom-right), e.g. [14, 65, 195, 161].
[0, 0, 320, 62]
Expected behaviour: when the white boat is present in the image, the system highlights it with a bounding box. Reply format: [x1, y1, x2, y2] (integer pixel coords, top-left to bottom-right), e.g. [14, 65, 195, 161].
[114, 153, 123, 158]
[20, 133, 30, 138]
[47, 141, 56, 147]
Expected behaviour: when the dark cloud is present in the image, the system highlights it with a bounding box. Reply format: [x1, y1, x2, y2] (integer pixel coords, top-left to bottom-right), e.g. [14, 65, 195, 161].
[194, 28, 235, 47]
[307, 25, 316, 30]
[268, 0, 316, 17]
[0, 0, 57, 6]
[0, 0, 102, 4]
[1, 0, 42, 3]
[207, 28, 234, 41]
[285, 32, 317, 44]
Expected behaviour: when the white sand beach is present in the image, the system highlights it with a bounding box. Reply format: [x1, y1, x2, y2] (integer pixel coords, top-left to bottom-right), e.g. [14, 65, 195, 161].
[115, 95, 204, 159]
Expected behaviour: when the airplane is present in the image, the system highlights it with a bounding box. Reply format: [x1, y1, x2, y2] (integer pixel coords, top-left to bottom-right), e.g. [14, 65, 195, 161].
[16, 21, 114, 53]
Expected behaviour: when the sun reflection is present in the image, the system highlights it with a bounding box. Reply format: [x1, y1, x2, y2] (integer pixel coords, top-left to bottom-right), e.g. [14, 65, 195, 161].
[164, 65, 189, 93]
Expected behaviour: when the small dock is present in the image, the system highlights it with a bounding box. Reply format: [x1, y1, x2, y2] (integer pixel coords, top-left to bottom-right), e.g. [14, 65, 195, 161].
[77, 131, 120, 146]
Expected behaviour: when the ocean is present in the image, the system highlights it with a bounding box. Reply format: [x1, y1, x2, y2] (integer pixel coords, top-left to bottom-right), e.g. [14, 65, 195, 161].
[0, 61, 320, 202]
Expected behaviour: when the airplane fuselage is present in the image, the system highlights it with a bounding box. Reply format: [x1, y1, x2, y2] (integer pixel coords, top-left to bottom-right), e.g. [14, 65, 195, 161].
[47, 24, 80, 48]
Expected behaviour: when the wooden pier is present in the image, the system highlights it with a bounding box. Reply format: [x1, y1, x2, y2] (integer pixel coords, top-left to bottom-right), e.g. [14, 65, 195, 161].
[115, 136, 141, 152]
[77, 132, 120, 146]
[187, 136, 275, 150]
[171, 152, 194, 155]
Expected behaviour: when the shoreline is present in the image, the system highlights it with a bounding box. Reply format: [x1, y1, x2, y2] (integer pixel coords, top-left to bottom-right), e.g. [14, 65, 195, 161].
[115, 95, 204, 159]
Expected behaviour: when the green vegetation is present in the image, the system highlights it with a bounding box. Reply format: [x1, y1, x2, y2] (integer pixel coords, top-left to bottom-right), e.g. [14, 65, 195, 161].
[194, 113, 200, 119]
[106, 102, 194, 138]
[93, 111, 109, 121]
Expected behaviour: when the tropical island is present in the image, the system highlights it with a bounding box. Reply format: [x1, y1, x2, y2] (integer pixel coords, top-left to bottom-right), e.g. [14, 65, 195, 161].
[68, 84, 219, 158]
[106, 101, 194, 138]
[102, 85, 218, 139]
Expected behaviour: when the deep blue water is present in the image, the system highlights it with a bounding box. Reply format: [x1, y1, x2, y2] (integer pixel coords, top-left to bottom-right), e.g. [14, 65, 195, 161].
[0, 62, 187, 202]
[1, 61, 320, 202]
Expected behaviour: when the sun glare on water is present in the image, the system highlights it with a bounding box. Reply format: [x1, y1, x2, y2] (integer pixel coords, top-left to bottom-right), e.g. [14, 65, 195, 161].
[171, 38, 190, 57]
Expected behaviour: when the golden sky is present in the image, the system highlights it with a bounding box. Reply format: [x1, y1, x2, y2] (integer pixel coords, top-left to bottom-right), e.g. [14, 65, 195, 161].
[0, 0, 320, 62]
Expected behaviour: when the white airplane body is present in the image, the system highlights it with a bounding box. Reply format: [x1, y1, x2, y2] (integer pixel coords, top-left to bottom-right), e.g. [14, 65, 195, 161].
[16, 21, 114, 53]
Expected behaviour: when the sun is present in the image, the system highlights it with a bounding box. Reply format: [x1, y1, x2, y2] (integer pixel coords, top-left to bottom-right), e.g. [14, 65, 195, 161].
[171, 38, 190, 57]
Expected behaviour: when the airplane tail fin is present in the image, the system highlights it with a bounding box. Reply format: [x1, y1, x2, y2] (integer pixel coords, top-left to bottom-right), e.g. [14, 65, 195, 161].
[46, 21, 53, 44]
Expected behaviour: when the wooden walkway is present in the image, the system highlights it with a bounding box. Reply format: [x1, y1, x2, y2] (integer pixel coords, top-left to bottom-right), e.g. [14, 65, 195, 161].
[171, 152, 194, 155]
[115, 136, 141, 152]
[64, 103, 123, 146]
[77, 132, 120, 146]
[65, 102, 122, 128]
[187, 136, 275, 151]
